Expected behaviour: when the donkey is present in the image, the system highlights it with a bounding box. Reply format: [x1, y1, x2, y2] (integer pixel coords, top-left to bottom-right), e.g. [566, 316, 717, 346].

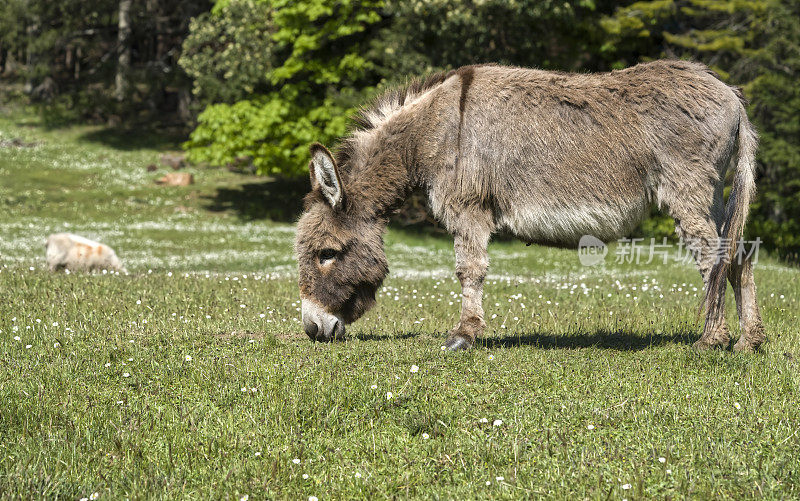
[295, 60, 765, 352]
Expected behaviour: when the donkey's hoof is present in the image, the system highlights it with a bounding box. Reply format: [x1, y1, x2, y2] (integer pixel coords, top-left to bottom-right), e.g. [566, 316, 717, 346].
[444, 336, 473, 351]
[733, 336, 766, 353]
[692, 338, 728, 351]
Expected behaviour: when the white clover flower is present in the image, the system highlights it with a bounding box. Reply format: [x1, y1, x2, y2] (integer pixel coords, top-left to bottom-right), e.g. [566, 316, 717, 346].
[422, 433, 429, 439]
[587, 424, 595, 430]
[123, 373, 130, 378]
[309, 497, 318, 501]
[90, 493, 100, 500]
[370, 384, 377, 390]
[53, 342, 60, 348]
[659, 457, 666, 463]
[486, 481, 491, 486]
[254, 451, 261, 457]
[302, 473, 309, 479]
[354, 471, 362, 478]
[386, 391, 393, 400]
[185, 355, 192, 362]
[239, 496, 248, 501]
[493, 419, 503, 427]
[488, 354, 494, 361]
[25, 344, 32, 349]
[734, 402, 741, 410]
[13, 336, 20, 341]
[495, 476, 504, 481]
[104, 363, 111, 367]
[666, 469, 672, 474]
[622, 484, 631, 490]
[410, 365, 419, 373]
[479, 418, 488, 424]
[292, 458, 301, 464]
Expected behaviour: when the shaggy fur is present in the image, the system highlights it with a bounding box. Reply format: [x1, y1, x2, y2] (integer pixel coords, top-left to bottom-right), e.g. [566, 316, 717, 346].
[296, 60, 764, 351]
[46, 233, 127, 273]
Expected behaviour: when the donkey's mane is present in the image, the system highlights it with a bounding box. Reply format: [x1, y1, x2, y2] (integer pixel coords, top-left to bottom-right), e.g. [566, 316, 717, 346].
[334, 70, 455, 168]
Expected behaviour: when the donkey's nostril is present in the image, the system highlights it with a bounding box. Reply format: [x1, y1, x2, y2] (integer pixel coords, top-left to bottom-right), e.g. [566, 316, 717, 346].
[331, 320, 346, 339]
[305, 322, 319, 340]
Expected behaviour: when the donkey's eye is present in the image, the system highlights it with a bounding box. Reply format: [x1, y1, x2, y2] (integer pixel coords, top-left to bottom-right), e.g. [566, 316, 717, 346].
[319, 248, 338, 263]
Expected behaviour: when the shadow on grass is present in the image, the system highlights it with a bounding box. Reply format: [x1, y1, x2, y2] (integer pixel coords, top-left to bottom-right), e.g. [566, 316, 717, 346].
[480, 328, 696, 351]
[77, 126, 185, 151]
[343, 328, 696, 350]
[202, 176, 311, 222]
[350, 331, 423, 342]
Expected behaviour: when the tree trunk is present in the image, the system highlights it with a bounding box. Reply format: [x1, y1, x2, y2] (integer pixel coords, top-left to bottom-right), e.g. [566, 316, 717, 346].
[74, 46, 81, 81]
[115, 0, 132, 101]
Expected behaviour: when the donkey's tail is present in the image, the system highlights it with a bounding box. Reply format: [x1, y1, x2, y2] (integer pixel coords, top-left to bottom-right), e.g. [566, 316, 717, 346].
[703, 98, 758, 324]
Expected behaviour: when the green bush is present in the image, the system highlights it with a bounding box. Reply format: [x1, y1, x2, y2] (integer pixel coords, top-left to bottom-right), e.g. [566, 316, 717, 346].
[184, 92, 351, 176]
[181, 0, 383, 175]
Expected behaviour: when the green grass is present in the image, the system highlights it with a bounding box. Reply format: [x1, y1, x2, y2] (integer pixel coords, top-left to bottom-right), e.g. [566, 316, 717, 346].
[1, 109, 799, 500]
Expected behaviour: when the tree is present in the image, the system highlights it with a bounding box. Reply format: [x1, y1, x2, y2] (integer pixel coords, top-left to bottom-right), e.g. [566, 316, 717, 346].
[377, 0, 618, 79]
[181, 0, 384, 176]
[601, 0, 800, 259]
[179, 0, 275, 106]
[115, 0, 132, 101]
[0, 0, 211, 122]
[744, 0, 800, 259]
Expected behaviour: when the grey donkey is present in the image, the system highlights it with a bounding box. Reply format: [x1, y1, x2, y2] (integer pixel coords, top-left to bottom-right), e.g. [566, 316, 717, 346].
[295, 60, 764, 352]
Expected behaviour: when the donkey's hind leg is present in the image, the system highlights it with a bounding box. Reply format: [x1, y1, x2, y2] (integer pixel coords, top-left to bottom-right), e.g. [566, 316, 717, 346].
[730, 257, 766, 352]
[669, 190, 731, 349]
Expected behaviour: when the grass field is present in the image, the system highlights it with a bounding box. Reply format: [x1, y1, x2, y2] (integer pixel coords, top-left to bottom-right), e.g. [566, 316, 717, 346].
[1, 108, 799, 500]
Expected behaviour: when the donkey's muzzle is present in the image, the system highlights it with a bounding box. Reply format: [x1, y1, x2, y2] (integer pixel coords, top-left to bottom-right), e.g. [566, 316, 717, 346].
[301, 298, 345, 342]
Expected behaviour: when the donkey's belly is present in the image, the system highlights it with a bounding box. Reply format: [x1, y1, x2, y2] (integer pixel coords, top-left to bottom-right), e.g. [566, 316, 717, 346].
[496, 197, 648, 248]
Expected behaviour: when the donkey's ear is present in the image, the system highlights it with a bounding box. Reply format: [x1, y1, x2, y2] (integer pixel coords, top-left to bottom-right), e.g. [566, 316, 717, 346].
[309, 143, 344, 208]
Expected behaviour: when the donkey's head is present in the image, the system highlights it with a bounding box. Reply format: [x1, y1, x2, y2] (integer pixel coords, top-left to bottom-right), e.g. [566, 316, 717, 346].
[295, 143, 389, 341]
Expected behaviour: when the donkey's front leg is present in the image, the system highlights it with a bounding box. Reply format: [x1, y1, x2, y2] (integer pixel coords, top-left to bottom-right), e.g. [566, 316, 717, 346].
[444, 230, 490, 351]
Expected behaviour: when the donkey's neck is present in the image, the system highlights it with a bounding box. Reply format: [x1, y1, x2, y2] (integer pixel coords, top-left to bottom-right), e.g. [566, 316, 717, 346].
[346, 125, 418, 220]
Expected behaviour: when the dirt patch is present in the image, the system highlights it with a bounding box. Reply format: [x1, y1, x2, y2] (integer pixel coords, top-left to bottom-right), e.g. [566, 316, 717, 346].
[155, 172, 194, 186]
[274, 330, 306, 341]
